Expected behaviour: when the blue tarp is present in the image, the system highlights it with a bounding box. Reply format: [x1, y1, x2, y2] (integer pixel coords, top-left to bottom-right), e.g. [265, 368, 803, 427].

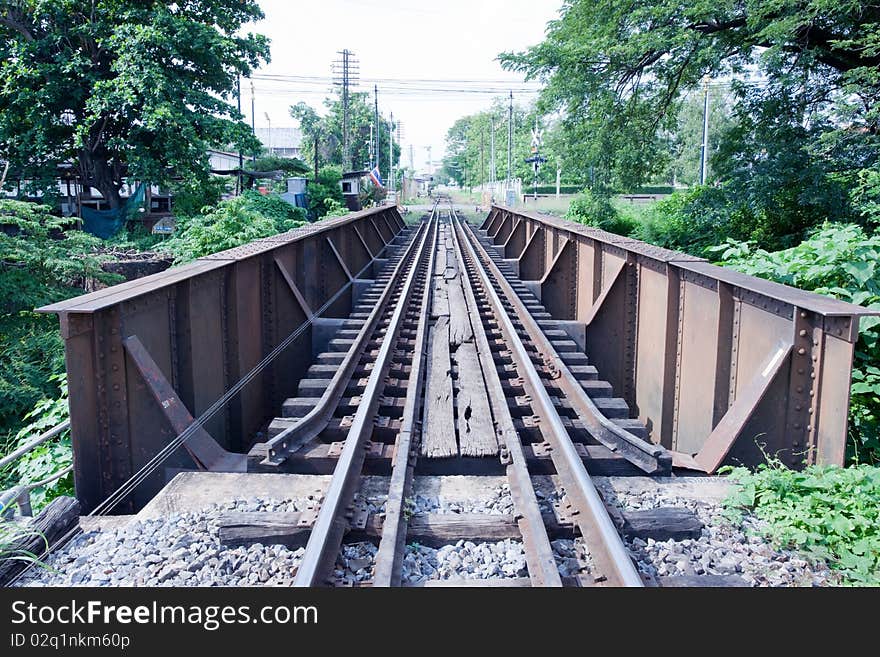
[81, 184, 146, 239]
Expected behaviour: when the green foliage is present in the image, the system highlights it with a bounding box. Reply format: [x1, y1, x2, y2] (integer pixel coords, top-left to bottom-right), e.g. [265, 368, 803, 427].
[0, 201, 118, 440]
[170, 177, 229, 220]
[633, 186, 745, 254]
[566, 189, 639, 236]
[251, 154, 309, 177]
[160, 191, 305, 263]
[0, 374, 73, 511]
[530, 185, 584, 195]
[0, 1, 269, 206]
[722, 460, 880, 585]
[668, 88, 735, 186]
[711, 224, 880, 463]
[306, 166, 346, 221]
[441, 102, 569, 190]
[500, 1, 880, 241]
[291, 92, 399, 176]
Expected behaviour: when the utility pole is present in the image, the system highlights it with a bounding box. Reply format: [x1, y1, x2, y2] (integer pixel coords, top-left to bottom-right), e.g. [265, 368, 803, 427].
[389, 111, 395, 193]
[480, 127, 485, 195]
[409, 144, 414, 171]
[333, 49, 359, 171]
[236, 75, 243, 195]
[369, 124, 374, 170]
[374, 84, 380, 173]
[314, 135, 319, 180]
[699, 76, 710, 185]
[426, 145, 432, 175]
[507, 91, 513, 202]
[490, 116, 496, 192]
[250, 80, 256, 163]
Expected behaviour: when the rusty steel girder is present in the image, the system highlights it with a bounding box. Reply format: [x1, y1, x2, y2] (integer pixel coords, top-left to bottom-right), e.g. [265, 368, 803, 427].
[480, 205, 879, 471]
[38, 206, 406, 513]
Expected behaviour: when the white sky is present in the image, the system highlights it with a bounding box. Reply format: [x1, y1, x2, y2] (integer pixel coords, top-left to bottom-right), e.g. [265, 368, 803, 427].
[241, 0, 563, 171]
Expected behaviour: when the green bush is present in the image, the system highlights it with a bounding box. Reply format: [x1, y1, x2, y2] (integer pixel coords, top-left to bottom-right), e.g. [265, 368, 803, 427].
[633, 186, 744, 254]
[0, 374, 73, 511]
[722, 459, 880, 585]
[170, 176, 229, 219]
[160, 191, 306, 263]
[566, 189, 639, 236]
[306, 166, 345, 221]
[711, 224, 880, 463]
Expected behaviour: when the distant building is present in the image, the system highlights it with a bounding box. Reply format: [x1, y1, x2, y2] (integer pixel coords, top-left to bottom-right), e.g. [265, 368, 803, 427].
[254, 127, 303, 159]
[207, 149, 242, 172]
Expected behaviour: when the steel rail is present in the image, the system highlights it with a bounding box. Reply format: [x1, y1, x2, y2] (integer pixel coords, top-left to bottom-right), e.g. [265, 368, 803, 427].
[454, 209, 643, 587]
[450, 208, 563, 587]
[471, 224, 671, 474]
[263, 226, 418, 464]
[294, 213, 435, 586]
[373, 203, 440, 586]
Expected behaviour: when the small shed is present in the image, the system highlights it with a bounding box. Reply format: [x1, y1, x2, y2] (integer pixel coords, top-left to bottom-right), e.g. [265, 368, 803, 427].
[341, 170, 369, 211]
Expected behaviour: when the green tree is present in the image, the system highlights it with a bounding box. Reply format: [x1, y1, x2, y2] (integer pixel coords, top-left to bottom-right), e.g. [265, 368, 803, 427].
[0, 1, 269, 209]
[501, 0, 880, 210]
[291, 92, 400, 177]
[668, 86, 735, 187]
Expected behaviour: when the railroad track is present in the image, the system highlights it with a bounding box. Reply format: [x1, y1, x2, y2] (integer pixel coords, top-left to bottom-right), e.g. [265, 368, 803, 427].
[241, 200, 684, 587]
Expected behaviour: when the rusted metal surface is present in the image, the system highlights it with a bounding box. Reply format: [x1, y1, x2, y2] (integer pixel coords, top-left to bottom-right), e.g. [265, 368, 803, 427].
[481, 205, 878, 470]
[38, 206, 406, 513]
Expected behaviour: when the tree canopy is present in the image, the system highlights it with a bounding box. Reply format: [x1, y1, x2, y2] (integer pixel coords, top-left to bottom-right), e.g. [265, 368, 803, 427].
[501, 0, 880, 195]
[501, 0, 880, 243]
[0, 0, 269, 208]
[291, 91, 400, 177]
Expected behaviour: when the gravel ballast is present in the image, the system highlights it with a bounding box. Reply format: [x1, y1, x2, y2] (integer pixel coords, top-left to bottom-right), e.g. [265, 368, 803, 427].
[595, 481, 838, 587]
[12, 477, 839, 587]
[15, 498, 313, 587]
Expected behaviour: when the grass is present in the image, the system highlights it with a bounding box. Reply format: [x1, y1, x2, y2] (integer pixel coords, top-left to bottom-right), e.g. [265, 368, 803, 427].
[721, 459, 880, 586]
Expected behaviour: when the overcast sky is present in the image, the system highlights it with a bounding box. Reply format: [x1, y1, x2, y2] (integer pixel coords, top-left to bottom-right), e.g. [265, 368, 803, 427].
[242, 0, 563, 171]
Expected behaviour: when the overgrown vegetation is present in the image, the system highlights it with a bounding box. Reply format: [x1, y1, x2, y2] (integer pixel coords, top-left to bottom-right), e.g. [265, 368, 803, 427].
[723, 460, 880, 585]
[0, 374, 73, 510]
[0, 201, 117, 440]
[305, 166, 347, 221]
[0, 201, 115, 510]
[160, 190, 306, 263]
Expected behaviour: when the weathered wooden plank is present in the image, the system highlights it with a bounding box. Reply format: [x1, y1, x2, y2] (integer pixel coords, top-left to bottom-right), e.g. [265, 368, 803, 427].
[421, 317, 457, 458]
[621, 507, 703, 542]
[444, 249, 458, 279]
[455, 342, 498, 457]
[447, 277, 473, 347]
[0, 496, 80, 586]
[431, 279, 450, 318]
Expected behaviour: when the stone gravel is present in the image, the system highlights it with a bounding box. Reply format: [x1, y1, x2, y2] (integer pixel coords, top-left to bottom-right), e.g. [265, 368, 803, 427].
[402, 539, 528, 583]
[15, 497, 315, 587]
[409, 483, 514, 515]
[595, 482, 839, 587]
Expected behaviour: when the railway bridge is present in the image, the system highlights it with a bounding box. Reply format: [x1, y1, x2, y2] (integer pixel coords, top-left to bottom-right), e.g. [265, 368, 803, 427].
[34, 202, 875, 586]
